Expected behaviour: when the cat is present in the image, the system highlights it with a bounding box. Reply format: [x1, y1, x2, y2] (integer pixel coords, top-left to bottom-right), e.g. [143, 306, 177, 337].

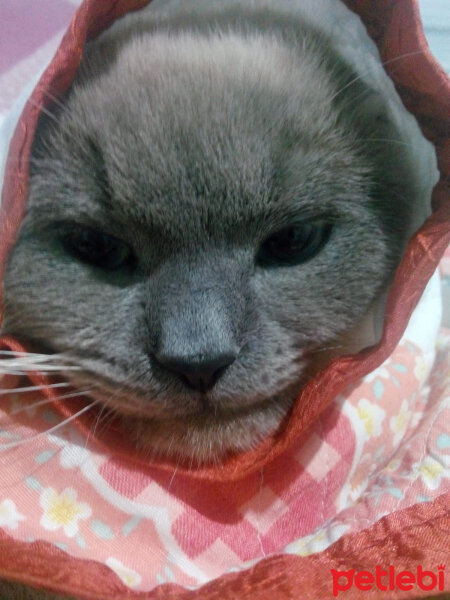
[0, 1, 438, 598]
[0, 0, 428, 467]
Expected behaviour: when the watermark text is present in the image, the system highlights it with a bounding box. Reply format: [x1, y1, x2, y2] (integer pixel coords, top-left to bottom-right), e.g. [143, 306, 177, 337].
[330, 565, 445, 597]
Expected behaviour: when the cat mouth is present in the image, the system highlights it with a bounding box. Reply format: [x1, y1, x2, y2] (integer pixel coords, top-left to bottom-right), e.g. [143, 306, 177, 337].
[77, 371, 292, 421]
[57, 368, 298, 464]
[52, 349, 302, 420]
[0, 342, 299, 463]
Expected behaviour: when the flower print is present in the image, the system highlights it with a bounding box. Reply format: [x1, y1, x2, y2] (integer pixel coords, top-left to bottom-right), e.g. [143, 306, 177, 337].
[347, 454, 373, 501]
[48, 429, 91, 469]
[363, 365, 391, 384]
[0, 499, 25, 529]
[286, 522, 350, 557]
[40, 487, 92, 537]
[413, 354, 431, 385]
[384, 458, 402, 473]
[410, 410, 422, 430]
[412, 456, 447, 491]
[356, 398, 385, 438]
[435, 331, 450, 352]
[389, 399, 411, 446]
[106, 558, 142, 588]
[59, 441, 90, 470]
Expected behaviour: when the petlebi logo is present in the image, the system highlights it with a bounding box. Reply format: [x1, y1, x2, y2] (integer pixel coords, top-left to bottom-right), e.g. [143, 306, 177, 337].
[331, 564, 446, 597]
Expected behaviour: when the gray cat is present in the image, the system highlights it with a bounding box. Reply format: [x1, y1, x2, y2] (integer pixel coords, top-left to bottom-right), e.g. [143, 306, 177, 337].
[1, 1, 428, 466]
[0, 1, 437, 599]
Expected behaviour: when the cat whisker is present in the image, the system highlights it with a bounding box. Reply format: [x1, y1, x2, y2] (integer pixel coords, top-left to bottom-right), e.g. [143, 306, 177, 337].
[167, 463, 180, 492]
[0, 351, 81, 373]
[8, 389, 93, 415]
[83, 403, 124, 450]
[25, 97, 59, 123]
[0, 350, 65, 358]
[308, 344, 346, 355]
[0, 382, 70, 396]
[41, 89, 67, 112]
[331, 49, 427, 103]
[86, 402, 109, 439]
[82, 390, 120, 452]
[0, 400, 100, 451]
[0, 350, 76, 363]
[78, 380, 140, 450]
[0, 362, 81, 375]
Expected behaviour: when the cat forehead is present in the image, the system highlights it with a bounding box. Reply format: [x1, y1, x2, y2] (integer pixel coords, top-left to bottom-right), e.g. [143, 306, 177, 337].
[29, 31, 369, 232]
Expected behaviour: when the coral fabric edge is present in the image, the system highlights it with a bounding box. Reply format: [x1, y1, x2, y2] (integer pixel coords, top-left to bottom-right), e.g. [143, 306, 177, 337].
[0, 492, 449, 599]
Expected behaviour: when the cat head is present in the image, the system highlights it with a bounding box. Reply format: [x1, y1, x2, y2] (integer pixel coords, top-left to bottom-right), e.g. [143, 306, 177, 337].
[1, 27, 419, 463]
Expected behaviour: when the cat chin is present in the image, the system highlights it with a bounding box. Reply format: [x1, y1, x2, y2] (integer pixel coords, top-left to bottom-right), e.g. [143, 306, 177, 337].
[68, 371, 300, 465]
[117, 391, 296, 465]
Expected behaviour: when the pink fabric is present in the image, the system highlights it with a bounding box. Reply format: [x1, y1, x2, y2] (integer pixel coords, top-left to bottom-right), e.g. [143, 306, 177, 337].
[0, 0, 80, 121]
[0, 326, 449, 591]
[0, 1, 77, 75]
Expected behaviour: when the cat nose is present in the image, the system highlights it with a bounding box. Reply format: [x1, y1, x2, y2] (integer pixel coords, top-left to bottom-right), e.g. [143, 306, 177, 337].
[157, 352, 237, 392]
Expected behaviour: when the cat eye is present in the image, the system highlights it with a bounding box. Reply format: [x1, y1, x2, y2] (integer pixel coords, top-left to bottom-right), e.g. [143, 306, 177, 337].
[257, 222, 332, 266]
[60, 226, 133, 270]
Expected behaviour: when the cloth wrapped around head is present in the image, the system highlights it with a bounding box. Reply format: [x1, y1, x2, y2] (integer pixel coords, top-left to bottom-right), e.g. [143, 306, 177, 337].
[0, 1, 449, 598]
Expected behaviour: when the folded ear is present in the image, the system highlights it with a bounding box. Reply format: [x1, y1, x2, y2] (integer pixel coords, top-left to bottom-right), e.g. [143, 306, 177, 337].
[337, 58, 438, 237]
[334, 82, 431, 256]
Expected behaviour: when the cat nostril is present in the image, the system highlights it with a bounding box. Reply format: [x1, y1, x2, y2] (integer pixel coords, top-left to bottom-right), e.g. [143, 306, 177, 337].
[157, 352, 237, 392]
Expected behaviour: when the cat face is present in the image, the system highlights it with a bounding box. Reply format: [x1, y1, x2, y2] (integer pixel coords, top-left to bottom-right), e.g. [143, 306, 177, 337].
[2, 30, 410, 464]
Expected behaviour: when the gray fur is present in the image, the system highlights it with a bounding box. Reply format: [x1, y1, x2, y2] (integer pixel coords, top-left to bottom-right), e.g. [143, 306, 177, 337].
[2, 1, 419, 466]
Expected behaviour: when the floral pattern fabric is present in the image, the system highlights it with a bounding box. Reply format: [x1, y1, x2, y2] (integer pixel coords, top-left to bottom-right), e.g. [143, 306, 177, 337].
[0, 269, 448, 592]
